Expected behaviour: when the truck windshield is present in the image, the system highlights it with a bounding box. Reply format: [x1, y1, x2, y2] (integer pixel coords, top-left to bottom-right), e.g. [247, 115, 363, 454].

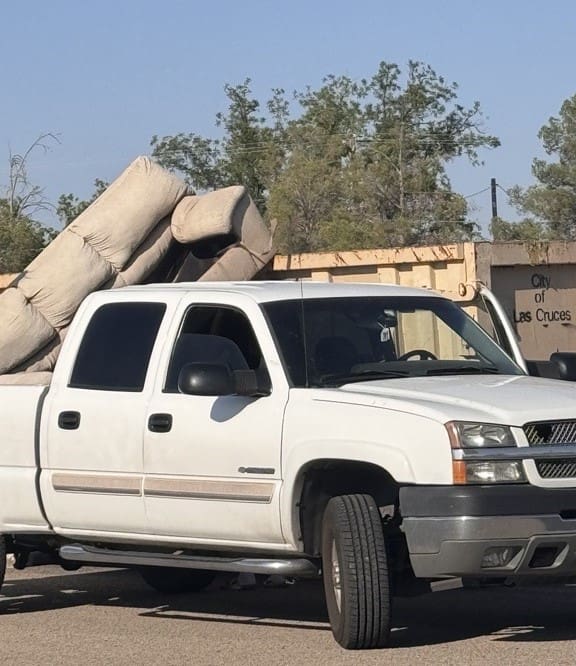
[263, 296, 524, 388]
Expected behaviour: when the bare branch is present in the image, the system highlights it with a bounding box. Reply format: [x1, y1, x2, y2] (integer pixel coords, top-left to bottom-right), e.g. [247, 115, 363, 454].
[4, 133, 60, 220]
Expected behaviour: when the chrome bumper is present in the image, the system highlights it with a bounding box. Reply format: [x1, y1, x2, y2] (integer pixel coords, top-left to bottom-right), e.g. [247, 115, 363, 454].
[403, 514, 576, 578]
[400, 485, 576, 578]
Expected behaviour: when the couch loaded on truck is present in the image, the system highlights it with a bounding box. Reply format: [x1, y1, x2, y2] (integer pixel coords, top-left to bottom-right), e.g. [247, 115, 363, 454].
[3, 280, 576, 649]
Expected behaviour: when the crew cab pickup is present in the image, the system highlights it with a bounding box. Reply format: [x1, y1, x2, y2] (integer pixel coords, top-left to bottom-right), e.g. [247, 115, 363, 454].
[3, 281, 576, 650]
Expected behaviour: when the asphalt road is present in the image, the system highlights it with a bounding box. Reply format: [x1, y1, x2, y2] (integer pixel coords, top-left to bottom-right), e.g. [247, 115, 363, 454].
[1, 564, 576, 665]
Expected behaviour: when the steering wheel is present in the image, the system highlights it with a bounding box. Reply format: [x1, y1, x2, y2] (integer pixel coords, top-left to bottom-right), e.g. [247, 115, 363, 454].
[397, 349, 438, 361]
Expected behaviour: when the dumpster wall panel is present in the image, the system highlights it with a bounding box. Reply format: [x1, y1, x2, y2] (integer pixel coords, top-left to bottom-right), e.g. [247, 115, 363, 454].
[270, 244, 480, 360]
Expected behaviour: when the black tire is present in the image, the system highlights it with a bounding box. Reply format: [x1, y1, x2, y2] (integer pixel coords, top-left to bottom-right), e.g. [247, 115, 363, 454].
[139, 567, 215, 594]
[0, 535, 6, 594]
[322, 494, 391, 650]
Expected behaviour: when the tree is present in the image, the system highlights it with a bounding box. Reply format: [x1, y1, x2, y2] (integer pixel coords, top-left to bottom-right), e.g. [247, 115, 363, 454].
[151, 79, 282, 210]
[57, 178, 109, 226]
[269, 62, 497, 251]
[149, 63, 500, 252]
[510, 94, 576, 239]
[490, 216, 546, 241]
[0, 135, 57, 273]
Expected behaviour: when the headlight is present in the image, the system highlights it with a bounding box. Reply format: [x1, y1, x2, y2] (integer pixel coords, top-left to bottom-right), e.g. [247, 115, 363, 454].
[446, 421, 526, 484]
[446, 421, 516, 448]
[452, 460, 526, 484]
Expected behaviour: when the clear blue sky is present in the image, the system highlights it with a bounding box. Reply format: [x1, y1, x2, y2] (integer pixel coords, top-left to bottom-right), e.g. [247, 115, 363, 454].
[1, 0, 575, 233]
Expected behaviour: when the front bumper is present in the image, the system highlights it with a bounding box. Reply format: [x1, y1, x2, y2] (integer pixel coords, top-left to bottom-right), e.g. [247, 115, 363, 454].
[400, 485, 576, 578]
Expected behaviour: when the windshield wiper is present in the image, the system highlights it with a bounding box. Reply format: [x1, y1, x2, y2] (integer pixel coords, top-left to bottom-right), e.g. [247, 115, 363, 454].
[319, 370, 410, 386]
[425, 365, 500, 376]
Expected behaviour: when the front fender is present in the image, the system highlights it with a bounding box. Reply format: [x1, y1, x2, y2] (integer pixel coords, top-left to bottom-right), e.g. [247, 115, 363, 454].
[280, 440, 414, 549]
[278, 394, 453, 548]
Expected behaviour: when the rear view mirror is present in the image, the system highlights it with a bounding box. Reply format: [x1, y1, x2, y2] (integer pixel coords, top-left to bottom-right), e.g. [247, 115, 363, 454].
[550, 352, 576, 382]
[379, 310, 398, 328]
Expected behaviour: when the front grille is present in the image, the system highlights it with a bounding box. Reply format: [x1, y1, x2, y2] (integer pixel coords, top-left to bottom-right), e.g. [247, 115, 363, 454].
[524, 421, 576, 446]
[524, 421, 576, 479]
[536, 460, 576, 479]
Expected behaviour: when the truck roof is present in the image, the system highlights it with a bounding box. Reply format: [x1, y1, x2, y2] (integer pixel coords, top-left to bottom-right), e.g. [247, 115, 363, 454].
[116, 281, 440, 303]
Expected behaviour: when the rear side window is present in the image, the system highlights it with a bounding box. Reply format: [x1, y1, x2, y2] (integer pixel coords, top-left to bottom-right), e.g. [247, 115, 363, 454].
[69, 302, 166, 391]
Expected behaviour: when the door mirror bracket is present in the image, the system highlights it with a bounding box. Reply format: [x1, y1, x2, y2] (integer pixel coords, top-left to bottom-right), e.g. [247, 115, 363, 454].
[177, 363, 270, 397]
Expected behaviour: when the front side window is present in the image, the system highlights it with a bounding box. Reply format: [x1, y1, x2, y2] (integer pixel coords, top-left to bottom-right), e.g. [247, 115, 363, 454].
[264, 297, 524, 388]
[69, 302, 166, 391]
[165, 305, 269, 393]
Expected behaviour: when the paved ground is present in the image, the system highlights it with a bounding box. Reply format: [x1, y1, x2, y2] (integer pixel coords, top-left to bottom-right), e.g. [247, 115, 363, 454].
[1, 565, 576, 665]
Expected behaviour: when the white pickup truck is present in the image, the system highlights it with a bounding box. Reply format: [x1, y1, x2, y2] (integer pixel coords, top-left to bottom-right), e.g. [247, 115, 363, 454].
[3, 281, 576, 650]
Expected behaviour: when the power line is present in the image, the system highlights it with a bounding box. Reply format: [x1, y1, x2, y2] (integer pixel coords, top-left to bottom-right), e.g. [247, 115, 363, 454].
[463, 186, 490, 199]
[496, 182, 513, 198]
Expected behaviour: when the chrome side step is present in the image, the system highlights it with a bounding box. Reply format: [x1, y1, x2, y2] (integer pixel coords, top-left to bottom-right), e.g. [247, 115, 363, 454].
[59, 544, 320, 577]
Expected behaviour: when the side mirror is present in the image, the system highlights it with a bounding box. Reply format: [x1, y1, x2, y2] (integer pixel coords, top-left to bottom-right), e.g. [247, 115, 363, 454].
[177, 363, 271, 397]
[178, 363, 235, 396]
[550, 352, 576, 382]
[234, 369, 271, 397]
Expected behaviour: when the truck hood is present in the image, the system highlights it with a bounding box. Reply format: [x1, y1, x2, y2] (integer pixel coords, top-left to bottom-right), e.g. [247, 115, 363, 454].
[324, 374, 576, 426]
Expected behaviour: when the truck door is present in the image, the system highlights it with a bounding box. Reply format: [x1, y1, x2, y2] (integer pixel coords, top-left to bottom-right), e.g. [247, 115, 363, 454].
[143, 299, 288, 546]
[41, 299, 168, 536]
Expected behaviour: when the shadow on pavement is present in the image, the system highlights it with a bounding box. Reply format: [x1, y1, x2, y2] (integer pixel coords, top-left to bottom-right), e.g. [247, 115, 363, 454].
[0, 567, 329, 632]
[2, 566, 576, 646]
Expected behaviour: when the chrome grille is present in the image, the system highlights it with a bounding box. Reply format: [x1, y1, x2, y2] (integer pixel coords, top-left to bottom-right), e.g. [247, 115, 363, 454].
[536, 460, 576, 479]
[524, 421, 576, 446]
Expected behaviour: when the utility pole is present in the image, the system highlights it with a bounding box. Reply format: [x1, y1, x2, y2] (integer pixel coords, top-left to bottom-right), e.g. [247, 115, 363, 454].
[490, 178, 498, 220]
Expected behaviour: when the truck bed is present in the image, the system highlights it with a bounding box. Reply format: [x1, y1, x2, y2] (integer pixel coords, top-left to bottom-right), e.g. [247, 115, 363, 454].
[0, 384, 51, 532]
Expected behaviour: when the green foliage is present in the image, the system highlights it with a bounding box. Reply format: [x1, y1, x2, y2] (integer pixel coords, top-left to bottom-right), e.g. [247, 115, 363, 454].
[151, 62, 500, 253]
[0, 202, 56, 273]
[57, 178, 109, 226]
[490, 216, 547, 241]
[268, 62, 493, 251]
[150, 133, 226, 191]
[0, 135, 57, 272]
[151, 79, 282, 210]
[511, 94, 576, 239]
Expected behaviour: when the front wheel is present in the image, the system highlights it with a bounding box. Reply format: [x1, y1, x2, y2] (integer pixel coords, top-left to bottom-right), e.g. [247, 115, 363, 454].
[322, 494, 391, 649]
[0, 535, 6, 594]
[139, 567, 215, 594]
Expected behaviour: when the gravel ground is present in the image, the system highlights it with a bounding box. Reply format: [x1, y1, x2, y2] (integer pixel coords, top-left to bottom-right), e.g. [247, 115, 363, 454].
[1, 564, 576, 665]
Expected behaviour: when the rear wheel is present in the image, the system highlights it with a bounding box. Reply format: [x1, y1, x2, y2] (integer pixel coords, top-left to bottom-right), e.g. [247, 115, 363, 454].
[0, 536, 6, 593]
[139, 567, 215, 594]
[322, 494, 391, 649]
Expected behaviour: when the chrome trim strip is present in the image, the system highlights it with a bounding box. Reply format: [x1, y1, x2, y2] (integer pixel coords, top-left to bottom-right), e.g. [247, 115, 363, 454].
[52, 473, 142, 496]
[402, 514, 576, 550]
[145, 489, 272, 502]
[60, 544, 320, 577]
[452, 445, 576, 462]
[52, 474, 275, 502]
[144, 478, 275, 504]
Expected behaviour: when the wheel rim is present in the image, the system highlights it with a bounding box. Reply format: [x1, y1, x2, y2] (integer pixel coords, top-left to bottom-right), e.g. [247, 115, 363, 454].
[331, 539, 342, 612]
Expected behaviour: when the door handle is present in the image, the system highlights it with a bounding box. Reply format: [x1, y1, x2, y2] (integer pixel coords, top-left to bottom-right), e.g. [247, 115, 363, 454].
[148, 413, 173, 433]
[58, 411, 81, 430]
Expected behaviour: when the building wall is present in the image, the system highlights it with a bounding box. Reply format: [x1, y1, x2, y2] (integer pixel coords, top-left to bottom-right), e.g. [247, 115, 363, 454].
[484, 242, 576, 360]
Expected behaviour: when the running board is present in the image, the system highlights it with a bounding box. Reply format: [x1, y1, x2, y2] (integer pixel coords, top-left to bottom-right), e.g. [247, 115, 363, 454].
[59, 544, 320, 577]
